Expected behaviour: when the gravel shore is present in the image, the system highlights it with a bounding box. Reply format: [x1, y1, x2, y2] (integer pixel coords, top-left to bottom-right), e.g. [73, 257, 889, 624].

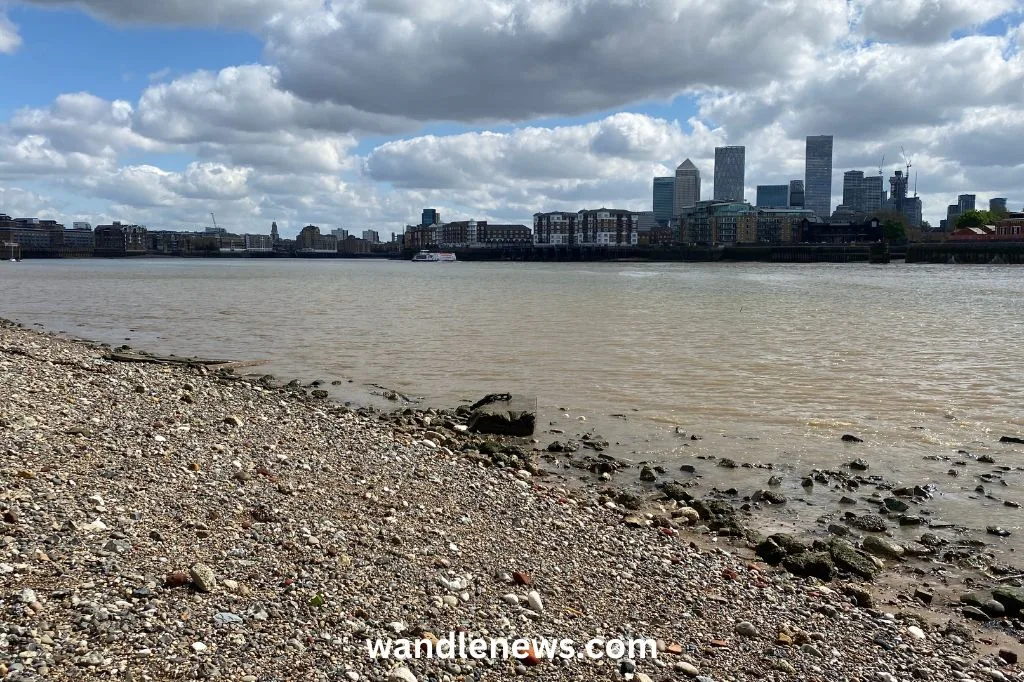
[1, 321, 1021, 682]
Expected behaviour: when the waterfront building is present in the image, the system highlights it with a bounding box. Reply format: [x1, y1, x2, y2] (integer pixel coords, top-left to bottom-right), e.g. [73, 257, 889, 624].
[756, 185, 789, 209]
[63, 226, 95, 256]
[788, 180, 805, 208]
[804, 135, 834, 219]
[339, 236, 371, 254]
[72, 221, 92, 231]
[713, 146, 745, 202]
[990, 197, 1008, 214]
[295, 225, 338, 253]
[244, 234, 274, 252]
[755, 208, 817, 243]
[421, 208, 440, 226]
[533, 212, 578, 246]
[673, 159, 701, 217]
[576, 209, 640, 246]
[479, 223, 532, 245]
[800, 217, 883, 243]
[331, 228, 349, 239]
[653, 177, 675, 224]
[958, 194, 976, 213]
[94, 222, 147, 257]
[683, 200, 756, 244]
[405, 224, 438, 249]
[362, 229, 380, 244]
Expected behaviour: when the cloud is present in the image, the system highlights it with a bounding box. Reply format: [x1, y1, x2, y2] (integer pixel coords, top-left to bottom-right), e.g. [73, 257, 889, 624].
[0, 10, 21, 54]
[0, 184, 59, 218]
[23, 0, 320, 30]
[853, 0, 1017, 45]
[268, 0, 852, 122]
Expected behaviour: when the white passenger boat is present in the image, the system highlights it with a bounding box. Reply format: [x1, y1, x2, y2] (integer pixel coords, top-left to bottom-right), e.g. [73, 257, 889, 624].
[412, 250, 457, 262]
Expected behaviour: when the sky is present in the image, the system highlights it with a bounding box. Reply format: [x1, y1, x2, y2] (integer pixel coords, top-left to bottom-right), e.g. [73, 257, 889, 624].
[0, 0, 1022, 239]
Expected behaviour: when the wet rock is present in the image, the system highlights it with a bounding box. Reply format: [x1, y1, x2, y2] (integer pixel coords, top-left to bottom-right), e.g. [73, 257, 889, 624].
[898, 515, 924, 526]
[767, 475, 783, 486]
[883, 498, 909, 513]
[842, 434, 864, 443]
[839, 496, 857, 505]
[830, 539, 877, 579]
[919, 533, 945, 548]
[849, 514, 888, 532]
[615, 491, 643, 510]
[862, 535, 905, 560]
[546, 441, 564, 452]
[801, 477, 814, 488]
[992, 586, 1024, 616]
[756, 538, 787, 565]
[849, 458, 870, 471]
[639, 466, 657, 482]
[999, 436, 1024, 444]
[718, 458, 737, 469]
[662, 482, 693, 503]
[962, 606, 990, 621]
[679, 464, 697, 474]
[843, 585, 873, 607]
[987, 526, 1011, 537]
[978, 454, 995, 464]
[752, 489, 786, 505]
[782, 551, 836, 581]
[914, 588, 933, 605]
[467, 395, 536, 437]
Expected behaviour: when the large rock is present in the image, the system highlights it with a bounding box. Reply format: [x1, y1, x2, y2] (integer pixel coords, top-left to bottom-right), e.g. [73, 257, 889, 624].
[993, 586, 1024, 616]
[862, 535, 905, 560]
[467, 395, 536, 437]
[782, 552, 836, 581]
[829, 539, 877, 580]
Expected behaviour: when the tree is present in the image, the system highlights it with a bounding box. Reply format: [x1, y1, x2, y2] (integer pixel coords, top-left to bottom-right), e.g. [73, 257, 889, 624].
[955, 210, 997, 229]
[872, 209, 908, 242]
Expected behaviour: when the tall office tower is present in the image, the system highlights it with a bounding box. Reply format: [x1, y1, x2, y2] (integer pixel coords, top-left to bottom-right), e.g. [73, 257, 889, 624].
[958, 194, 976, 213]
[653, 177, 675, 224]
[788, 180, 805, 208]
[756, 185, 789, 208]
[863, 175, 883, 214]
[990, 197, 1008, 214]
[842, 170, 866, 212]
[421, 208, 440, 226]
[271, 221, 279, 242]
[713, 146, 745, 201]
[805, 135, 834, 219]
[673, 159, 701, 216]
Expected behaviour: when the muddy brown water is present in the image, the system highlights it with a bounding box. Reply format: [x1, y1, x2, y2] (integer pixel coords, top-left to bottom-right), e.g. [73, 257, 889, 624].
[2, 258, 1023, 554]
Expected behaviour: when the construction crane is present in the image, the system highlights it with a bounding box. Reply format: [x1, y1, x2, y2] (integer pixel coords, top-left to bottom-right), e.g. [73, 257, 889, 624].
[900, 146, 912, 178]
[878, 154, 885, 176]
[914, 172, 918, 198]
[210, 212, 219, 231]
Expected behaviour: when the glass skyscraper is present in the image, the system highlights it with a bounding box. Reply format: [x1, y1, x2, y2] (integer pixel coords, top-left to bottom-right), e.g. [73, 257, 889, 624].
[653, 177, 675, 224]
[789, 180, 804, 208]
[805, 135, 834, 219]
[674, 159, 701, 216]
[756, 185, 789, 208]
[713, 146, 745, 202]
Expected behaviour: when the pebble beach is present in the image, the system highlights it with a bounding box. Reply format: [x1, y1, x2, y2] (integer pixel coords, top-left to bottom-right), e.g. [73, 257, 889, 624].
[2, 319, 1023, 682]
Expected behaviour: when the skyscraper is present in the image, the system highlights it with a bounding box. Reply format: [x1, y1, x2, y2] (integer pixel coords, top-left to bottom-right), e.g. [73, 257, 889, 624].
[842, 170, 866, 212]
[958, 194, 976, 213]
[421, 208, 440, 226]
[674, 159, 701, 216]
[653, 177, 675, 224]
[805, 135, 834, 219]
[271, 221, 279, 242]
[863, 175, 883, 214]
[713, 146, 745, 202]
[788, 180, 805, 208]
[990, 197, 1008, 214]
[756, 185, 789, 208]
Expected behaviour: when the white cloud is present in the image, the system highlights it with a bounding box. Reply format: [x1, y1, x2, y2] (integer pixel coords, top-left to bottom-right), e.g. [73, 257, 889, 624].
[0, 10, 20, 54]
[23, 0, 320, 30]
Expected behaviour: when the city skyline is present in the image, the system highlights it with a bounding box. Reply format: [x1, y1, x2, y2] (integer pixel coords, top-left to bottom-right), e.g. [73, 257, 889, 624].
[0, 2, 1022, 236]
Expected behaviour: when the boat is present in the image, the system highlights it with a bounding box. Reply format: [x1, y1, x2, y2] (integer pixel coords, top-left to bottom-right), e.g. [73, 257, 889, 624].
[412, 250, 457, 263]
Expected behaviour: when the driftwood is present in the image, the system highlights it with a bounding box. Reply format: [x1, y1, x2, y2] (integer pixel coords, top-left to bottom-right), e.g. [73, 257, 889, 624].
[103, 351, 266, 371]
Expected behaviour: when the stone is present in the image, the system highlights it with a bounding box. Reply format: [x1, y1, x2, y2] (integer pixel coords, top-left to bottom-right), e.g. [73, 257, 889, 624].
[527, 590, 544, 613]
[987, 526, 1011, 537]
[223, 415, 243, 427]
[389, 667, 418, 682]
[676, 661, 699, 677]
[754, 489, 787, 505]
[467, 395, 536, 437]
[998, 649, 1017, 665]
[830, 539, 877, 579]
[843, 585, 874, 607]
[862, 535, 905, 560]
[214, 612, 243, 626]
[907, 626, 926, 640]
[675, 507, 700, 524]
[640, 466, 657, 482]
[849, 458, 870, 470]
[165, 571, 190, 588]
[734, 621, 758, 637]
[999, 436, 1024, 444]
[992, 586, 1024, 616]
[981, 599, 1006, 617]
[914, 588, 934, 605]
[849, 514, 888, 532]
[842, 434, 864, 443]
[883, 498, 909, 513]
[962, 606, 990, 621]
[17, 588, 36, 604]
[782, 552, 836, 581]
[189, 563, 217, 593]
[662, 482, 693, 502]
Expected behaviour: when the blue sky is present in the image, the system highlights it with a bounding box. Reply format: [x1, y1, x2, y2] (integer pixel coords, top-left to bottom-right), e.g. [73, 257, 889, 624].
[1, 0, 1022, 235]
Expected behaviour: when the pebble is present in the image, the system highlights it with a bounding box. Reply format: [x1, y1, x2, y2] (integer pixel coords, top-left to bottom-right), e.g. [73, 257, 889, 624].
[189, 563, 217, 592]
[676, 661, 700, 677]
[908, 626, 926, 640]
[734, 621, 758, 637]
[527, 590, 544, 613]
[389, 667, 417, 682]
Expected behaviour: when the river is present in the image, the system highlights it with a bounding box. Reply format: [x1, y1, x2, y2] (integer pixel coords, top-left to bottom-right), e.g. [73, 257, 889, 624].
[2, 258, 1023, 551]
